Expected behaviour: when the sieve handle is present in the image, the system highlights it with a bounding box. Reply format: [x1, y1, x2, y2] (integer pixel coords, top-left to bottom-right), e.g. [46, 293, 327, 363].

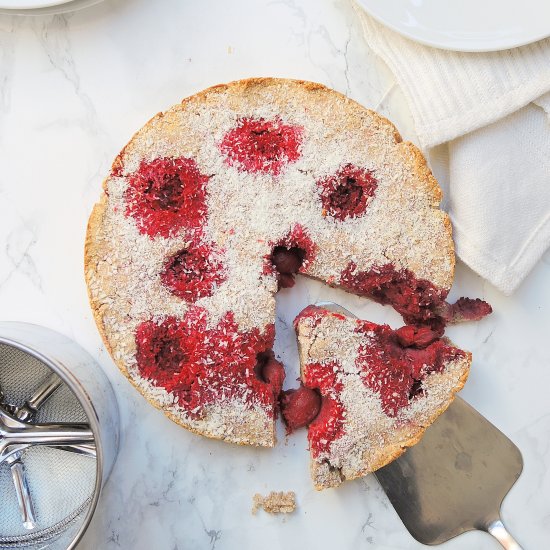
[7, 455, 36, 530]
[486, 519, 523, 550]
[15, 373, 62, 422]
[5, 423, 94, 446]
[56, 443, 97, 458]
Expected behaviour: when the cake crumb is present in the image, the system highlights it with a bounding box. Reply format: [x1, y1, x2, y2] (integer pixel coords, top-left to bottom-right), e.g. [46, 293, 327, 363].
[252, 491, 296, 515]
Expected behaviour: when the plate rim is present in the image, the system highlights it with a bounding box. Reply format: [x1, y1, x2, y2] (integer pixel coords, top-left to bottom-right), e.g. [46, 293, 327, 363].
[0, 0, 102, 14]
[0, 0, 73, 9]
[357, 0, 550, 52]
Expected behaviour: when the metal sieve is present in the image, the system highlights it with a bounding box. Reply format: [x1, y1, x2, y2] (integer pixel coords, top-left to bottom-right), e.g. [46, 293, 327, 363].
[0, 323, 119, 550]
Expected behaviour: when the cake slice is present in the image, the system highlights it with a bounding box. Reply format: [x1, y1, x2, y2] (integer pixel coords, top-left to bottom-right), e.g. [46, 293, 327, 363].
[291, 305, 471, 489]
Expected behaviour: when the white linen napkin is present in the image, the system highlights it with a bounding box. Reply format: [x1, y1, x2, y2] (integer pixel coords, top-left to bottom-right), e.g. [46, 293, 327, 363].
[355, 6, 550, 294]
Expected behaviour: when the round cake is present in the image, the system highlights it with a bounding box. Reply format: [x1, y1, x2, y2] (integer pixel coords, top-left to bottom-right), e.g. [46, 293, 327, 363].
[85, 78, 487, 447]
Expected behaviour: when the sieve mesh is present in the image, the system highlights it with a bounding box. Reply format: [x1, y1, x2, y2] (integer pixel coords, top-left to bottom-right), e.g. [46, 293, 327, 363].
[0, 344, 96, 548]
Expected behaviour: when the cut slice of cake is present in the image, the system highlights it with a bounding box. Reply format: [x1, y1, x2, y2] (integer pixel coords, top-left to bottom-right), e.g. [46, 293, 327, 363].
[291, 305, 471, 489]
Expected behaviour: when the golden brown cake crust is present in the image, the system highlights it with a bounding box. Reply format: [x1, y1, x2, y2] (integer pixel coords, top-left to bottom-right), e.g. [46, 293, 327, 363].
[85, 77, 455, 448]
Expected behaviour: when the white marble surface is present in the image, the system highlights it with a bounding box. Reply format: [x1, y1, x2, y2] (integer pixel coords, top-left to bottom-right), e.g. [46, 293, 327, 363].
[0, 1, 549, 549]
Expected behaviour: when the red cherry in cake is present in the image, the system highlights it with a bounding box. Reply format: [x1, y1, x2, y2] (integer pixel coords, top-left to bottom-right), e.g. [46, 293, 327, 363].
[220, 117, 303, 175]
[136, 317, 189, 382]
[255, 350, 285, 398]
[340, 262, 491, 331]
[305, 393, 345, 456]
[355, 320, 465, 417]
[408, 379, 424, 399]
[340, 262, 447, 331]
[292, 306, 465, 433]
[270, 246, 305, 289]
[125, 157, 209, 238]
[135, 310, 283, 416]
[285, 359, 346, 455]
[271, 247, 304, 274]
[268, 224, 317, 289]
[161, 240, 226, 302]
[393, 325, 439, 349]
[280, 386, 321, 432]
[318, 164, 378, 221]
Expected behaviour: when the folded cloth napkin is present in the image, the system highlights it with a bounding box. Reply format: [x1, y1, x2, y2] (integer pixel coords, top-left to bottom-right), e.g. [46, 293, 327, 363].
[355, 5, 550, 294]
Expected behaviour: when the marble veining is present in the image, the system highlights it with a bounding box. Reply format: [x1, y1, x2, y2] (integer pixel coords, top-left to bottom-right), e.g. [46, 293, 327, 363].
[0, 0, 548, 549]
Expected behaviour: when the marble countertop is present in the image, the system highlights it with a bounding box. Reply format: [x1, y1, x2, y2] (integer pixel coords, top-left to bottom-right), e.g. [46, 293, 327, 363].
[0, 1, 549, 548]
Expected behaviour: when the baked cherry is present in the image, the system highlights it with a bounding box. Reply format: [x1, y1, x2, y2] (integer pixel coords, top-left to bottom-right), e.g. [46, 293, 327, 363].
[280, 386, 322, 432]
[408, 379, 424, 399]
[438, 297, 493, 324]
[125, 157, 209, 238]
[306, 395, 345, 456]
[161, 241, 226, 302]
[341, 262, 491, 330]
[270, 246, 306, 288]
[340, 262, 447, 330]
[355, 320, 466, 417]
[220, 117, 303, 175]
[318, 164, 377, 221]
[255, 350, 285, 397]
[394, 325, 439, 349]
[271, 246, 305, 274]
[135, 317, 191, 395]
[135, 312, 281, 416]
[268, 225, 317, 289]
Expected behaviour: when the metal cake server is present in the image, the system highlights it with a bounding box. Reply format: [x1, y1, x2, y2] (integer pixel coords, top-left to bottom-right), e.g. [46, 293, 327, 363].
[316, 302, 523, 549]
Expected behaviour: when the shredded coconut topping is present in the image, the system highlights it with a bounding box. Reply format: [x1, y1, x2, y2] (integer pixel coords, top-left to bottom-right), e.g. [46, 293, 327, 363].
[295, 308, 471, 489]
[85, 78, 455, 447]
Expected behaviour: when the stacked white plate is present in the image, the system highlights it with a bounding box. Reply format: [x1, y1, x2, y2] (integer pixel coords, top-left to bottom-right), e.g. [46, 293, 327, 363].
[357, 0, 550, 52]
[0, 0, 102, 15]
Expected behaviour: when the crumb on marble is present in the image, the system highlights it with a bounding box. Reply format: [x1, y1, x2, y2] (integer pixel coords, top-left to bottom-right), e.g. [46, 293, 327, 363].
[252, 491, 296, 515]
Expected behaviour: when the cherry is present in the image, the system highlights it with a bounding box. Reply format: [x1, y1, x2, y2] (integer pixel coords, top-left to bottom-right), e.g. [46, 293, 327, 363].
[255, 351, 285, 397]
[271, 246, 305, 274]
[318, 164, 377, 221]
[220, 117, 303, 175]
[281, 386, 322, 432]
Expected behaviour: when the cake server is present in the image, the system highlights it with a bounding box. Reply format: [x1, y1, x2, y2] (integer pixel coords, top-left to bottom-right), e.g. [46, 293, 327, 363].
[316, 302, 523, 549]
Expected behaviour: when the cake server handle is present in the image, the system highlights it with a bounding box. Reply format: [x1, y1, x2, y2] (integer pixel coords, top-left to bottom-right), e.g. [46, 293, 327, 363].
[485, 518, 523, 550]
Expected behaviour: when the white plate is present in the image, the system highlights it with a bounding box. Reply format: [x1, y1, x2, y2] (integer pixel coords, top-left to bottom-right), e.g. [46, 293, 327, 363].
[0, 0, 72, 8]
[357, 0, 550, 52]
[0, 0, 101, 13]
